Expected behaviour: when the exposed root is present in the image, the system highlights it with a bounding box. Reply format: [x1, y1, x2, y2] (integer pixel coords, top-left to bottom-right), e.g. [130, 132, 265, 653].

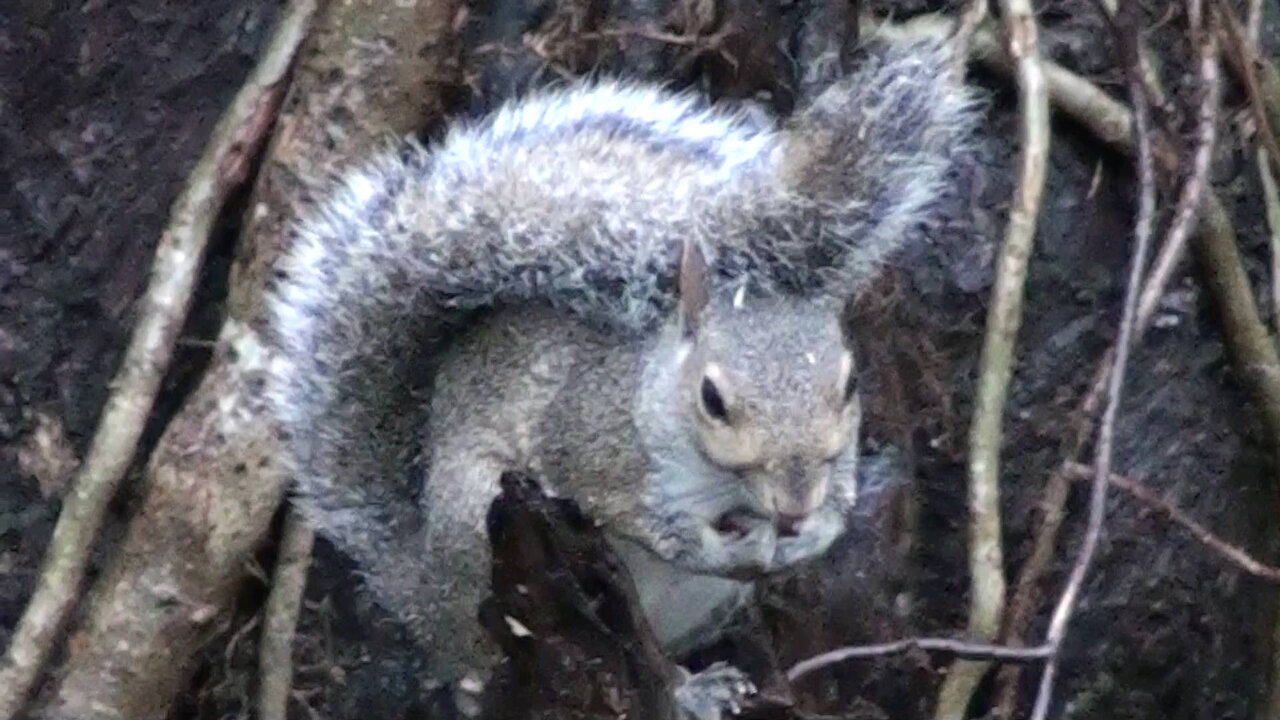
[257, 510, 316, 720]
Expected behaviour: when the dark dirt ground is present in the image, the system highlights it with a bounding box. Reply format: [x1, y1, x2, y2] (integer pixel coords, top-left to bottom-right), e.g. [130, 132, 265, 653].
[5, 0, 1280, 719]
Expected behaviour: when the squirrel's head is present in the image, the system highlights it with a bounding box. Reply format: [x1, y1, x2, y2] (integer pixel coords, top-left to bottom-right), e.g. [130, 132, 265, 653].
[660, 241, 862, 576]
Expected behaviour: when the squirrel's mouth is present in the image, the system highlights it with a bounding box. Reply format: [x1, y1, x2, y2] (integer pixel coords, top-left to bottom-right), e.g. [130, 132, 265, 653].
[713, 505, 806, 540]
[711, 507, 763, 539]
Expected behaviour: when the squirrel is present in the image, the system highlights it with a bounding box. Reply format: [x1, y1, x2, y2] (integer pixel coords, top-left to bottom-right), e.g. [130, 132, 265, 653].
[264, 32, 977, 710]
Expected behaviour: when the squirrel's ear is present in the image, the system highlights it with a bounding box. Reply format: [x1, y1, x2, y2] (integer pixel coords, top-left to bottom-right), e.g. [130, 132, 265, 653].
[678, 240, 709, 338]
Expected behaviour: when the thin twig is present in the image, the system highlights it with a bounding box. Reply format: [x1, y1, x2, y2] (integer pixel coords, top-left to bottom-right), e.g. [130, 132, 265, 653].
[1263, 155, 1280, 336]
[788, 638, 1053, 683]
[1030, 8, 1158, 717]
[932, 2, 1050, 719]
[1237, 0, 1280, 335]
[0, 2, 316, 716]
[793, 448, 1280, 715]
[1054, 1, 1220, 433]
[1062, 463, 1280, 581]
[1218, 2, 1280, 171]
[1059, 13, 1220, 457]
[258, 509, 317, 720]
[951, 0, 989, 76]
[1095, 0, 1171, 109]
[991, 466, 1073, 714]
[1133, 18, 1221, 334]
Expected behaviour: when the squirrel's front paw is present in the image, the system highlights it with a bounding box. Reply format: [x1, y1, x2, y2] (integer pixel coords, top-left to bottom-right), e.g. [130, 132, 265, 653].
[673, 662, 756, 720]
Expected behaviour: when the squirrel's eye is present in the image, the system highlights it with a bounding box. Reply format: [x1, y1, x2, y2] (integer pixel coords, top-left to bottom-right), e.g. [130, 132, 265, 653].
[700, 376, 729, 422]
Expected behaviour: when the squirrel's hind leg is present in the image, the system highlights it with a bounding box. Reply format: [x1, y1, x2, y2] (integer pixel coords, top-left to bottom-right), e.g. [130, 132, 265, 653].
[404, 441, 511, 684]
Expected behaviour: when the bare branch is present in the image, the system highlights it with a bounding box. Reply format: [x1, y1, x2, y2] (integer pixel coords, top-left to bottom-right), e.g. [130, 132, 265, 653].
[1219, 13, 1280, 370]
[881, 11, 1280, 718]
[1134, 21, 1221, 335]
[0, 2, 317, 715]
[1094, 0, 1171, 109]
[994, 15, 1219, 718]
[788, 638, 1052, 683]
[932, 3, 1050, 719]
[1218, 3, 1280, 171]
[257, 510, 316, 720]
[951, 0, 989, 76]
[990, 463, 1074, 719]
[1063, 463, 1280, 582]
[1030, 13, 1158, 714]
[1238, 6, 1280, 718]
[1236, 0, 1280, 337]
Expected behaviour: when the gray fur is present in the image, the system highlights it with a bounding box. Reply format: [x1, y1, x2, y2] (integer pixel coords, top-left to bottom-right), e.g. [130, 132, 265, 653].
[264, 36, 978, 681]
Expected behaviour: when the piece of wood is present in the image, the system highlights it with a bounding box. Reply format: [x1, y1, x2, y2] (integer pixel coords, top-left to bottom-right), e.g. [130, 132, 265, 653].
[477, 472, 683, 720]
[478, 473, 803, 720]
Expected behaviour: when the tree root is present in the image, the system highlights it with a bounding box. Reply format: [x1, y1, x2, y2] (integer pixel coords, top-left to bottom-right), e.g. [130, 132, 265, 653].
[257, 510, 315, 720]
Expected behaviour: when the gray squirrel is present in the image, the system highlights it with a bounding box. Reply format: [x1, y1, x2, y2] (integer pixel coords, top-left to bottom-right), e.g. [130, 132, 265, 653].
[265, 33, 977, 710]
